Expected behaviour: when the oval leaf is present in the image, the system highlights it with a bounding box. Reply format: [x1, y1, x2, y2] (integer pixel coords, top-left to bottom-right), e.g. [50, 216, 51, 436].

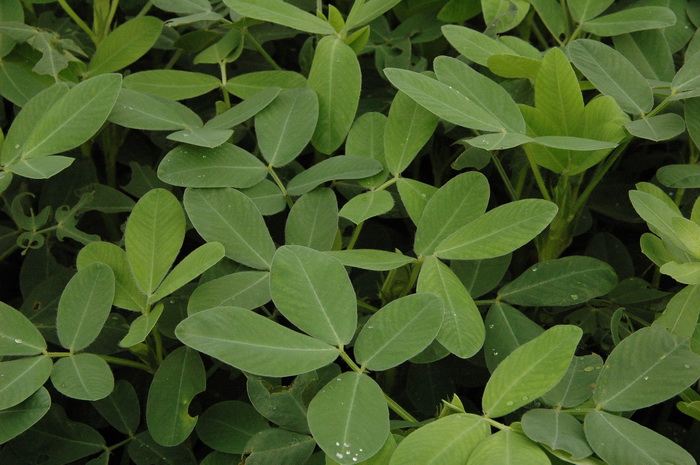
[147, 347, 205, 446]
[123, 70, 220, 100]
[285, 188, 338, 251]
[50, 353, 114, 401]
[187, 271, 271, 314]
[307, 372, 389, 464]
[467, 430, 549, 465]
[57, 263, 115, 351]
[286, 156, 382, 196]
[270, 245, 356, 345]
[175, 306, 339, 377]
[0, 301, 45, 356]
[355, 293, 444, 370]
[0, 356, 52, 410]
[0, 386, 50, 444]
[339, 190, 394, 225]
[482, 325, 582, 418]
[88, 17, 163, 76]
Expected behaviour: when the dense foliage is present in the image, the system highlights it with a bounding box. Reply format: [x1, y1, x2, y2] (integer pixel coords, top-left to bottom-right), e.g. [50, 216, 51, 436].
[1, 0, 700, 464]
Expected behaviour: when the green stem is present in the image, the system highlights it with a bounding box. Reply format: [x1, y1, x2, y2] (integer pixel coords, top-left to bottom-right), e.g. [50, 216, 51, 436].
[490, 151, 519, 201]
[346, 222, 364, 250]
[219, 61, 231, 109]
[385, 395, 418, 423]
[267, 164, 294, 208]
[44, 351, 72, 358]
[106, 436, 134, 452]
[100, 355, 154, 373]
[152, 329, 164, 364]
[398, 259, 423, 298]
[164, 49, 183, 70]
[339, 347, 363, 373]
[105, 0, 119, 34]
[375, 176, 399, 192]
[357, 300, 380, 313]
[474, 299, 497, 306]
[0, 241, 19, 261]
[136, 1, 153, 17]
[525, 152, 552, 202]
[572, 138, 631, 214]
[243, 29, 282, 70]
[57, 0, 99, 44]
[482, 416, 511, 430]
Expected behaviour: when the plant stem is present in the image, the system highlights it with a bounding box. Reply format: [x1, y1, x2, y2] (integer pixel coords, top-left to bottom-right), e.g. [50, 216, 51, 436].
[243, 29, 282, 70]
[385, 395, 418, 423]
[482, 416, 511, 430]
[375, 176, 398, 192]
[346, 222, 364, 250]
[136, 1, 153, 17]
[572, 138, 631, 214]
[106, 436, 134, 452]
[357, 300, 379, 313]
[57, 0, 99, 44]
[100, 355, 154, 373]
[267, 164, 294, 208]
[339, 346, 363, 373]
[219, 61, 231, 109]
[398, 259, 423, 298]
[105, 0, 119, 34]
[525, 152, 552, 201]
[490, 151, 519, 201]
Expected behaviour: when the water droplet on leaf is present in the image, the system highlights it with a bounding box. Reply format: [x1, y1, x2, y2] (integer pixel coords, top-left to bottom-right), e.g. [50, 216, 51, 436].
[583, 366, 595, 372]
[570, 294, 579, 300]
[14, 338, 22, 343]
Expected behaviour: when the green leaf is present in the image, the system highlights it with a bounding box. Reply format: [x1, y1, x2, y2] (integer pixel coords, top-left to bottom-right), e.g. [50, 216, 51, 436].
[482, 325, 582, 417]
[396, 178, 437, 225]
[0, 387, 50, 445]
[442, 24, 515, 67]
[176, 306, 339, 376]
[541, 354, 603, 408]
[434, 56, 525, 133]
[10, 405, 105, 464]
[270, 245, 356, 345]
[388, 414, 490, 465]
[109, 88, 203, 131]
[612, 30, 675, 82]
[257, 87, 319, 167]
[569, 39, 653, 115]
[205, 87, 280, 129]
[435, 199, 558, 260]
[481, 0, 531, 33]
[223, 0, 335, 34]
[285, 188, 338, 251]
[345, 0, 402, 30]
[526, 0, 566, 36]
[417, 256, 485, 358]
[50, 353, 114, 401]
[535, 47, 584, 137]
[88, 17, 163, 76]
[484, 302, 544, 372]
[9, 156, 75, 179]
[451, 254, 512, 299]
[594, 326, 700, 411]
[345, 112, 388, 188]
[77, 241, 146, 312]
[498, 256, 618, 306]
[188, 271, 270, 314]
[467, 430, 549, 465]
[355, 293, 444, 370]
[0, 61, 50, 107]
[147, 347, 205, 446]
[415, 171, 490, 256]
[677, 400, 700, 421]
[307, 372, 389, 464]
[184, 187, 276, 270]
[0, 301, 45, 356]
[247, 373, 314, 433]
[339, 190, 394, 224]
[118, 303, 164, 347]
[531, 135, 617, 151]
[521, 409, 592, 460]
[568, 0, 613, 22]
[657, 163, 700, 188]
[125, 188, 185, 295]
[225, 71, 305, 99]
[383, 68, 504, 132]
[92, 379, 140, 434]
[0, 355, 52, 410]
[584, 410, 695, 465]
[669, 216, 700, 258]
[57, 263, 115, 351]
[286, 156, 382, 196]
[488, 54, 541, 80]
[581, 6, 677, 36]
[308, 36, 362, 154]
[653, 285, 700, 338]
[151, 242, 224, 303]
[625, 114, 686, 141]
[629, 190, 683, 247]
[127, 431, 196, 465]
[123, 70, 220, 100]
[196, 401, 269, 453]
[660, 261, 700, 284]
[193, 28, 242, 65]
[384, 91, 440, 176]
[324, 250, 415, 271]
[13, 74, 121, 161]
[245, 429, 315, 465]
[166, 128, 233, 148]
[157, 143, 267, 188]
[241, 179, 286, 216]
[672, 52, 700, 94]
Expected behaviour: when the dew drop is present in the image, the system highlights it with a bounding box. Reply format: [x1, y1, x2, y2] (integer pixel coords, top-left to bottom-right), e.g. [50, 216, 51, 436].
[684, 364, 691, 369]
[570, 294, 579, 300]
[359, 449, 363, 452]
[492, 351, 499, 356]
[352, 459, 358, 463]
[506, 401, 514, 406]
[14, 338, 22, 344]
[522, 396, 529, 401]
[346, 451, 351, 455]
[335, 442, 340, 447]
[659, 354, 667, 360]
[335, 453, 343, 459]
[531, 266, 538, 272]
[583, 366, 595, 372]
[14, 144, 20, 149]
[336, 378, 342, 381]
[344, 442, 350, 448]
[644, 376, 650, 380]
[488, 324, 494, 329]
